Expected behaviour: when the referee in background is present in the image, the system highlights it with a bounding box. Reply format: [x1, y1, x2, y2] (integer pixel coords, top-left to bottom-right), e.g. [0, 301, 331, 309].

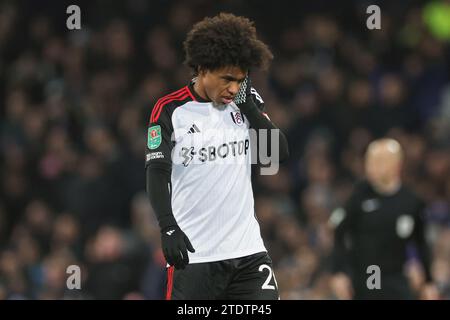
[330, 138, 439, 299]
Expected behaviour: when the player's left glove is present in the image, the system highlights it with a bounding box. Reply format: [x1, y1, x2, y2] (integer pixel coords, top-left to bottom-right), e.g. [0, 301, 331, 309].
[161, 225, 195, 269]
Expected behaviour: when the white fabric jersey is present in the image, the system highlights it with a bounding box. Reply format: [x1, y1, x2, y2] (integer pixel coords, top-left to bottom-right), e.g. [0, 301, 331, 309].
[146, 84, 266, 263]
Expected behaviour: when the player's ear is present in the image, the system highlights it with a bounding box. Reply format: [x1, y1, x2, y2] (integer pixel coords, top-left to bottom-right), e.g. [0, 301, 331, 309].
[197, 67, 207, 77]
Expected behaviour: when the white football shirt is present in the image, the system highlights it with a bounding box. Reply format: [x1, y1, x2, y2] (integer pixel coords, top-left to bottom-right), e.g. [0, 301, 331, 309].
[146, 83, 267, 263]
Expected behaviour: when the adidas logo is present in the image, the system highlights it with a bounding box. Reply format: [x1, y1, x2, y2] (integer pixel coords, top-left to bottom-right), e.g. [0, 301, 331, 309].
[166, 229, 175, 236]
[187, 123, 201, 134]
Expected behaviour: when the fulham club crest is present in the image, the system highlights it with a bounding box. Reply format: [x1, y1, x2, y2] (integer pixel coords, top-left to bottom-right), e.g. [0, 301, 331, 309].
[230, 111, 245, 126]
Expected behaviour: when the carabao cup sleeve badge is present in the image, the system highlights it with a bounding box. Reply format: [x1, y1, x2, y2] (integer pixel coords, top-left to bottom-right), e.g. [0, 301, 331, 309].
[148, 125, 162, 149]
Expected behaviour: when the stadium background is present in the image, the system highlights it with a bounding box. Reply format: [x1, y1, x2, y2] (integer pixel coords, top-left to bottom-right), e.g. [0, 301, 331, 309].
[0, 0, 449, 299]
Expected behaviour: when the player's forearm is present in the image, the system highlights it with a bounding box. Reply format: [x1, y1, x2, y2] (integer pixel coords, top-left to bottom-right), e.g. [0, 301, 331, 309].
[146, 166, 177, 230]
[239, 104, 289, 162]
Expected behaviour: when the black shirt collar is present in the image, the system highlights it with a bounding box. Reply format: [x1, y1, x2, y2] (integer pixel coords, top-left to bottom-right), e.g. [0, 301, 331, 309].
[188, 80, 210, 103]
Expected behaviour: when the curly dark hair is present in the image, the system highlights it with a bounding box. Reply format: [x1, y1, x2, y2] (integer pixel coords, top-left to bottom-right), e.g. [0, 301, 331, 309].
[183, 13, 273, 74]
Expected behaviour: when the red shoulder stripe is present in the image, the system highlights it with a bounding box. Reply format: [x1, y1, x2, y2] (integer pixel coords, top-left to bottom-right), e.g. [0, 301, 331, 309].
[150, 87, 187, 123]
[185, 85, 196, 101]
[153, 92, 190, 123]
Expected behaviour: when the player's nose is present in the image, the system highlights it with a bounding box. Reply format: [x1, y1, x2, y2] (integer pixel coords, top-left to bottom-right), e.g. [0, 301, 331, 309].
[228, 82, 240, 96]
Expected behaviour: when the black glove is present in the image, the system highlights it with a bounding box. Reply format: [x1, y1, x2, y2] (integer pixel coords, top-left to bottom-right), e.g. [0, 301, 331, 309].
[161, 225, 195, 269]
[233, 76, 257, 112]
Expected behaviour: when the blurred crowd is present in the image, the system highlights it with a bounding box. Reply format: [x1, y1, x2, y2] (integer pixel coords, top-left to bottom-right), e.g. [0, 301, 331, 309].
[0, 0, 449, 299]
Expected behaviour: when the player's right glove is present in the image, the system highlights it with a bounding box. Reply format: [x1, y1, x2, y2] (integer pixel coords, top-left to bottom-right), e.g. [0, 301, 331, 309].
[161, 225, 195, 269]
[233, 75, 256, 112]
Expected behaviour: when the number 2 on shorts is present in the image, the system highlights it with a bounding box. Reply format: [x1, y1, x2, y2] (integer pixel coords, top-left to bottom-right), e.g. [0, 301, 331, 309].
[259, 264, 278, 290]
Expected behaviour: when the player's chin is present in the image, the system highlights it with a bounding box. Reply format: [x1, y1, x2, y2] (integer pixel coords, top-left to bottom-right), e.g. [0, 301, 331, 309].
[212, 99, 227, 108]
